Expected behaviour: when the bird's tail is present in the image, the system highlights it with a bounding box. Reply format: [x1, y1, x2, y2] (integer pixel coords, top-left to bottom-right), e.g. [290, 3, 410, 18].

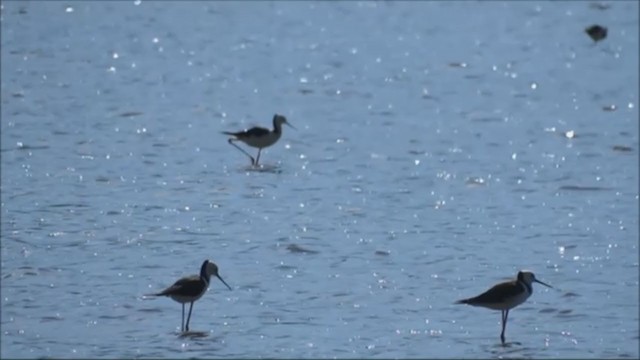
[454, 298, 469, 305]
[221, 131, 237, 136]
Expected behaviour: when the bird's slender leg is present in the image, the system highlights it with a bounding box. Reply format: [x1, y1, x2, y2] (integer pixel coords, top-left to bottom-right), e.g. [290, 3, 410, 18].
[228, 139, 255, 165]
[255, 148, 262, 166]
[500, 310, 509, 344]
[185, 302, 195, 332]
[181, 303, 185, 332]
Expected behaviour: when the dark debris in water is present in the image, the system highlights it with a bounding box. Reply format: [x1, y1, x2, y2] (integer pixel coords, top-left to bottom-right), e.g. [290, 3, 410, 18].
[612, 145, 633, 152]
[558, 185, 610, 191]
[40, 315, 64, 323]
[556, 309, 585, 319]
[589, 2, 611, 11]
[585, 24, 607, 42]
[14, 143, 50, 151]
[465, 177, 487, 186]
[276, 263, 297, 270]
[448, 62, 468, 68]
[286, 244, 319, 255]
[138, 307, 164, 314]
[119, 111, 144, 118]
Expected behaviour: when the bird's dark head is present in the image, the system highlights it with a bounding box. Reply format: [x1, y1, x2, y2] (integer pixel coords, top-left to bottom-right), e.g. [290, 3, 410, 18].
[201, 260, 218, 277]
[202, 259, 232, 290]
[273, 114, 296, 130]
[518, 270, 552, 288]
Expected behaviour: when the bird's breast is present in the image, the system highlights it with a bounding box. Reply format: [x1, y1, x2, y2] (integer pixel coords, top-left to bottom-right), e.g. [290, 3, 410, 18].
[241, 132, 281, 148]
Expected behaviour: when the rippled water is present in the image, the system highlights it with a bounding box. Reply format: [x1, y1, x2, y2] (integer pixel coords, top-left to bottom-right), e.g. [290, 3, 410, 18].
[1, 1, 638, 358]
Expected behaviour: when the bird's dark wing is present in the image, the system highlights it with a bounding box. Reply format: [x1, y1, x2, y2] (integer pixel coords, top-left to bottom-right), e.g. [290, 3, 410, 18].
[457, 280, 522, 305]
[155, 275, 203, 297]
[222, 127, 270, 138]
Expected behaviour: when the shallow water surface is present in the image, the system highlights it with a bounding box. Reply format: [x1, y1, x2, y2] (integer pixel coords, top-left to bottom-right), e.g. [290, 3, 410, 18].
[1, 1, 638, 358]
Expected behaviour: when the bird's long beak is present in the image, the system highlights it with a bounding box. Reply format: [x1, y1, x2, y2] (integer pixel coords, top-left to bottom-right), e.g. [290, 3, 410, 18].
[535, 279, 553, 288]
[285, 122, 296, 130]
[217, 275, 232, 290]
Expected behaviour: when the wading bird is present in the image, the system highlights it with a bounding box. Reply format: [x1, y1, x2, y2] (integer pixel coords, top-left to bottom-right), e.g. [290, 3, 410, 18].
[455, 270, 552, 344]
[222, 114, 295, 166]
[148, 260, 231, 332]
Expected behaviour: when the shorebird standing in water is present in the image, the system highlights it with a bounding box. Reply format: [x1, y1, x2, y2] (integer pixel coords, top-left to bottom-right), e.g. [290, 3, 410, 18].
[148, 260, 232, 332]
[455, 270, 552, 344]
[222, 114, 295, 166]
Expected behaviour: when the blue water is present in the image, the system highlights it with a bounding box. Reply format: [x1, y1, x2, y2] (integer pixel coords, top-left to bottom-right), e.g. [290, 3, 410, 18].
[1, 1, 638, 358]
